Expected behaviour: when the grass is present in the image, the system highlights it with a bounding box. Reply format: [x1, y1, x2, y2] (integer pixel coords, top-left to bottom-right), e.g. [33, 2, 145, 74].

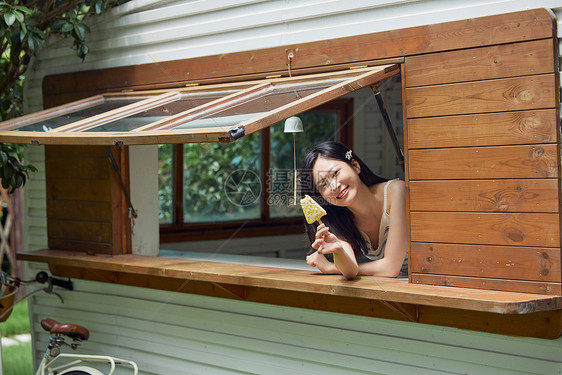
[1, 299, 30, 336]
[2, 341, 33, 375]
[1, 299, 33, 375]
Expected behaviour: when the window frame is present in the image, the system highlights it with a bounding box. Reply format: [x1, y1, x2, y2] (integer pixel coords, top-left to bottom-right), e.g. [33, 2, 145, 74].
[159, 99, 354, 242]
[0, 65, 396, 145]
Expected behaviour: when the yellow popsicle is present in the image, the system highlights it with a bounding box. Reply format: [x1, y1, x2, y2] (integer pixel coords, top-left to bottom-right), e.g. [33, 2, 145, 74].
[300, 194, 326, 224]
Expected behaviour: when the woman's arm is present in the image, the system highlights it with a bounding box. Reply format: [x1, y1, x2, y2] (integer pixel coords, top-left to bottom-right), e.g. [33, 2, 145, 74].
[358, 180, 408, 277]
[306, 224, 359, 280]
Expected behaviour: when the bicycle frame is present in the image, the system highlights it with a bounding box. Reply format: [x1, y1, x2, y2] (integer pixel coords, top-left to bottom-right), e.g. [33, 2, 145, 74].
[1, 271, 138, 375]
[36, 352, 138, 375]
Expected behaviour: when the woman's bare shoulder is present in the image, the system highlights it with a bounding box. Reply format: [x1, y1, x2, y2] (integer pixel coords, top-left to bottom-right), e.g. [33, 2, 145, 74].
[388, 178, 405, 192]
[387, 179, 406, 207]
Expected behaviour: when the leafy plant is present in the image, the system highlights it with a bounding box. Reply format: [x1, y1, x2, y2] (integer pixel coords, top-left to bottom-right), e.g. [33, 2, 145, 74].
[0, 0, 128, 192]
[0, 143, 36, 193]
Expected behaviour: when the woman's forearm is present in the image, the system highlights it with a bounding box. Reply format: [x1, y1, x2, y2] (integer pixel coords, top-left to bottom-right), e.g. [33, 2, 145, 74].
[333, 243, 359, 280]
[357, 257, 402, 277]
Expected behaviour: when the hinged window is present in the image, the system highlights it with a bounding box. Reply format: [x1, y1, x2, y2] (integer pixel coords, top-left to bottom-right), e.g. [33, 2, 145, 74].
[0, 65, 399, 145]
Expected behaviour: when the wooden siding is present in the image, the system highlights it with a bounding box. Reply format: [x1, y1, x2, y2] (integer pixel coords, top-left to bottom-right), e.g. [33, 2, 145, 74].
[40, 8, 558, 107]
[44, 145, 131, 254]
[405, 16, 561, 294]
[26, 268, 562, 375]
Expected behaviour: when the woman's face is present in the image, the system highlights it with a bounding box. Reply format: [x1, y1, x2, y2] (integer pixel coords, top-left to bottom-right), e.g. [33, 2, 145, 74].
[312, 156, 361, 206]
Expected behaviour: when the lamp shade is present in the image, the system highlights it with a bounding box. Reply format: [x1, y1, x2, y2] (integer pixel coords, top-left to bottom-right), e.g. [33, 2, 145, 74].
[283, 116, 304, 133]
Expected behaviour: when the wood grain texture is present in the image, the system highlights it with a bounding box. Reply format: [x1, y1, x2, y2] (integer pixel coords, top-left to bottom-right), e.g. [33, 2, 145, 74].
[406, 74, 557, 118]
[410, 212, 559, 247]
[42, 260, 562, 339]
[13, 249, 562, 338]
[16, 249, 562, 314]
[47, 239, 114, 254]
[45, 178, 112, 202]
[412, 274, 561, 295]
[45, 156, 111, 180]
[47, 219, 113, 243]
[46, 201, 112, 221]
[409, 179, 558, 213]
[408, 144, 558, 180]
[417, 305, 562, 339]
[407, 109, 558, 149]
[45, 145, 130, 255]
[404, 39, 555, 87]
[45, 144, 108, 158]
[42, 9, 555, 99]
[410, 243, 561, 282]
[0, 128, 233, 146]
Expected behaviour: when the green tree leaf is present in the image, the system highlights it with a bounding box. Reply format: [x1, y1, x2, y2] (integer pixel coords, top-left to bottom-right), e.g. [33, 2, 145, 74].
[74, 23, 86, 40]
[51, 19, 67, 30]
[13, 10, 24, 23]
[13, 6, 34, 15]
[3, 12, 15, 27]
[60, 21, 74, 33]
[0, 151, 7, 167]
[27, 35, 36, 53]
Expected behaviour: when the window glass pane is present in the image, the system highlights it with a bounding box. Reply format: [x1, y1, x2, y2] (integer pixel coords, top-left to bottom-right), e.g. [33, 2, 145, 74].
[17, 97, 139, 131]
[158, 144, 174, 224]
[173, 77, 348, 129]
[183, 131, 261, 223]
[87, 90, 236, 132]
[269, 110, 340, 218]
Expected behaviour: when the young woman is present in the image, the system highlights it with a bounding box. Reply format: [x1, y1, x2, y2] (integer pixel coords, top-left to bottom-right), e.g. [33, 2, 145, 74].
[301, 141, 408, 279]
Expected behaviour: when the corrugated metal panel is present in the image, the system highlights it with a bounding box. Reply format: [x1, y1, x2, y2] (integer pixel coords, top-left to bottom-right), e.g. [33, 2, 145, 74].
[26, 263, 562, 375]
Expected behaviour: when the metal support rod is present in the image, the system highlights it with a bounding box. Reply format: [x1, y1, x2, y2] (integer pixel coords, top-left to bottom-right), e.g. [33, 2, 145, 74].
[293, 133, 297, 205]
[371, 84, 405, 171]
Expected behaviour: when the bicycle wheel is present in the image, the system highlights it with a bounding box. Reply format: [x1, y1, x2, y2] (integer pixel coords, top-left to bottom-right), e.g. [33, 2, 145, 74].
[59, 365, 104, 375]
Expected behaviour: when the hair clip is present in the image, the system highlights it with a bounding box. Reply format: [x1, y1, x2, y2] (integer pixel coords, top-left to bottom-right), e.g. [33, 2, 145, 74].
[345, 150, 353, 160]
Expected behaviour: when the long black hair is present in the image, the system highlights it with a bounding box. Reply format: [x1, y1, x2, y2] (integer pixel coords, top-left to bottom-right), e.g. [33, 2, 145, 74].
[301, 141, 387, 259]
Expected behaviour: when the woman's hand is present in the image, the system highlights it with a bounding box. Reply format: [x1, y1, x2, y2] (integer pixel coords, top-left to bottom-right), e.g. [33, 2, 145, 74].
[306, 224, 340, 274]
[312, 224, 344, 256]
[306, 251, 337, 274]
[308, 224, 359, 280]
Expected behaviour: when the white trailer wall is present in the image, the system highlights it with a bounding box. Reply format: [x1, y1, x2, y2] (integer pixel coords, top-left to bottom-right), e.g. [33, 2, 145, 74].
[26, 263, 562, 375]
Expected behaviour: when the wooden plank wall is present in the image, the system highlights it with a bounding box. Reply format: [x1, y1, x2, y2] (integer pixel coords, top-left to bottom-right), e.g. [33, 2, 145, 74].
[45, 145, 130, 255]
[405, 35, 561, 293]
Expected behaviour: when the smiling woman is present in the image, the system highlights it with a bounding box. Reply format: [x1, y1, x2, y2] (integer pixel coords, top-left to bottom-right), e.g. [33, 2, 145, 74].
[301, 141, 408, 279]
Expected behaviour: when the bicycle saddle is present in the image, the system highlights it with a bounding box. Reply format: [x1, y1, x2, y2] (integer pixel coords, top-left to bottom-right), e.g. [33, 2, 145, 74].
[41, 318, 90, 341]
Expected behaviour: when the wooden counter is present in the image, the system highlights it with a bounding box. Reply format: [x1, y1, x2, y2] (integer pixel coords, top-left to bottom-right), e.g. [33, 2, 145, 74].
[18, 249, 562, 339]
